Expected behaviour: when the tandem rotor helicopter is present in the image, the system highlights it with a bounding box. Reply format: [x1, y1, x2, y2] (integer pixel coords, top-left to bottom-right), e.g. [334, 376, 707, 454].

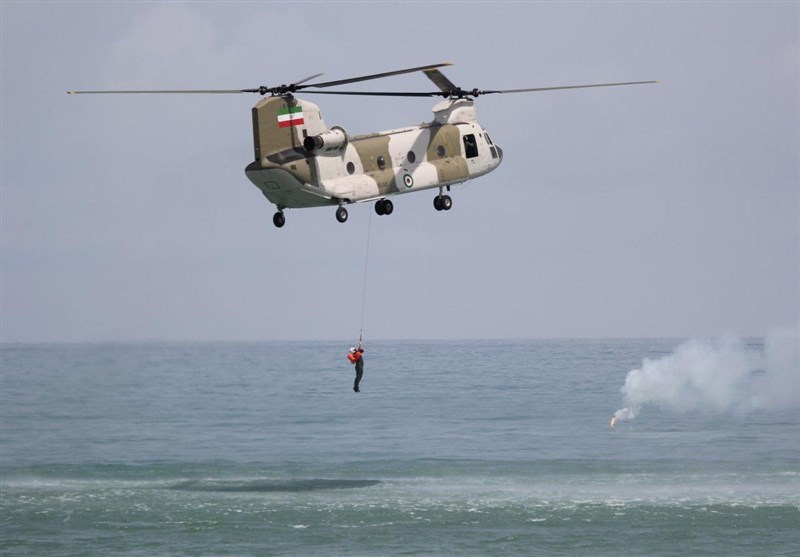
[69, 63, 656, 228]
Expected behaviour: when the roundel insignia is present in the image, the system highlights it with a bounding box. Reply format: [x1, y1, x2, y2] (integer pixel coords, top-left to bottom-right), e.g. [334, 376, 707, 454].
[403, 174, 414, 188]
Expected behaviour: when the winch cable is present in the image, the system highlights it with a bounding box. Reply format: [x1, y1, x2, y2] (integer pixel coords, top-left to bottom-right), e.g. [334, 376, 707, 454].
[358, 209, 373, 345]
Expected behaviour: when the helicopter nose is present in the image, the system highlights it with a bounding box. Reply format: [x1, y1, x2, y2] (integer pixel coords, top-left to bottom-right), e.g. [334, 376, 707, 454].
[496, 146, 503, 161]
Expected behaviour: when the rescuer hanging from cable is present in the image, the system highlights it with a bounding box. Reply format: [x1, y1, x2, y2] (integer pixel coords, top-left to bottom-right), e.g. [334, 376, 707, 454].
[347, 209, 370, 393]
[348, 337, 365, 393]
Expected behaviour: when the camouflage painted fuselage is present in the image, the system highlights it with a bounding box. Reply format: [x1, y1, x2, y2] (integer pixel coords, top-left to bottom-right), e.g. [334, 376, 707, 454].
[244, 96, 502, 209]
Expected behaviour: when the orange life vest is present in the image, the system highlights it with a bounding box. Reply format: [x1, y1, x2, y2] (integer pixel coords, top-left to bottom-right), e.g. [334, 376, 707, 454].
[347, 351, 362, 364]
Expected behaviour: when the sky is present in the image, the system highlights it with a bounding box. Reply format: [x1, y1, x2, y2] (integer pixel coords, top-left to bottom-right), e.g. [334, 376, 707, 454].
[1, 1, 798, 342]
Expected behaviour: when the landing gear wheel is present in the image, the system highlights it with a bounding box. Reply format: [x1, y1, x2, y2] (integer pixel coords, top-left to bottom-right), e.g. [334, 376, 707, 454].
[433, 196, 443, 211]
[375, 199, 394, 216]
[273, 211, 285, 228]
[441, 195, 453, 211]
[336, 206, 348, 223]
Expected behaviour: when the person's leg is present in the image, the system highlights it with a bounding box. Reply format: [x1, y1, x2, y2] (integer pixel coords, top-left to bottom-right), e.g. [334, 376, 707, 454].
[354, 361, 363, 392]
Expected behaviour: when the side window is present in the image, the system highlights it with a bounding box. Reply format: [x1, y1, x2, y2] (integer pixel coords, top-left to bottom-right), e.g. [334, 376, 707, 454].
[463, 134, 479, 159]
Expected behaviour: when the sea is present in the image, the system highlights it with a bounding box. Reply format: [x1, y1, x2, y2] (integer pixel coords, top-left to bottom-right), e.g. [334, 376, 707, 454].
[1, 339, 798, 556]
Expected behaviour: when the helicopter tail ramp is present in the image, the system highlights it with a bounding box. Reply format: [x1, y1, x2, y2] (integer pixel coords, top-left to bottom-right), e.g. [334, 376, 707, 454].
[245, 163, 333, 209]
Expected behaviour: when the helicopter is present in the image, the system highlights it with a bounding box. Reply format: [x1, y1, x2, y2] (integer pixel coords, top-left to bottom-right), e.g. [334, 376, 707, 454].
[69, 63, 656, 228]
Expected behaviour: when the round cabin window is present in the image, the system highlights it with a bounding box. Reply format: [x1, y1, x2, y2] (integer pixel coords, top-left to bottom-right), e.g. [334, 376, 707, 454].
[407, 150, 416, 164]
[377, 156, 386, 170]
[346, 161, 355, 175]
[436, 145, 446, 158]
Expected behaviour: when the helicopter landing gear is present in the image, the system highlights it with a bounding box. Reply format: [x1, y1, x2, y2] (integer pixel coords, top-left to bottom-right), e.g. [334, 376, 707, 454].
[434, 186, 453, 212]
[375, 198, 394, 216]
[433, 194, 452, 211]
[273, 210, 285, 228]
[335, 205, 348, 223]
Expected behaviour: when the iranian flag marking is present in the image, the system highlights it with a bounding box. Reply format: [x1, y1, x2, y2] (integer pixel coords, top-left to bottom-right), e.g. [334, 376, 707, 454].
[277, 106, 304, 128]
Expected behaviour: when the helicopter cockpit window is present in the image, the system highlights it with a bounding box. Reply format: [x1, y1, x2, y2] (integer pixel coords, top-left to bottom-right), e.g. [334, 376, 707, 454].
[436, 145, 446, 158]
[346, 161, 355, 175]
[376, 156, 386, 170]
[485, 132, 498, 158]
[463, 134, 479, 159]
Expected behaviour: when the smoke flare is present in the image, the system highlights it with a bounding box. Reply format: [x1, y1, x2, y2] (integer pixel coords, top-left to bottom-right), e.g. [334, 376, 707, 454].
[612, 325, 799, 424]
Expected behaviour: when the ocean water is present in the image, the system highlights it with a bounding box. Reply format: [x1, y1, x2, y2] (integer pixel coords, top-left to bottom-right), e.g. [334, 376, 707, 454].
[1, 339, 797, 556]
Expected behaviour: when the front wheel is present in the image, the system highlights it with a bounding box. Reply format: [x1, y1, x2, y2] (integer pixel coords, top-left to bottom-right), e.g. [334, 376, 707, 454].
[433, 196, 443, 211]
[273, 212, 285, 228]
[336, 206, 348, 223]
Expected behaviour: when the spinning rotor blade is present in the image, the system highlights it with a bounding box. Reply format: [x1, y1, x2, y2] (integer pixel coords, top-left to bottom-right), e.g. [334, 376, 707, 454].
[298, 90, 441, 98]
[291, 80, 658, 99]
[68, 87, 295, 95]
[67, 89, 250, 94]
[68, 63, 656, 99]
[68, 63, 452, 96]
[292, 72, 324, 86]
[420, 70, 658, 98]
[299, 62, 452, 90]
[423, 69, 459, 93]
[478, 80, 659, 95]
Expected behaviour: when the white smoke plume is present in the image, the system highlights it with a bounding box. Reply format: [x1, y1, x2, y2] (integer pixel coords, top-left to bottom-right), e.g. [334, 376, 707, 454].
[612, 325, 799, 425]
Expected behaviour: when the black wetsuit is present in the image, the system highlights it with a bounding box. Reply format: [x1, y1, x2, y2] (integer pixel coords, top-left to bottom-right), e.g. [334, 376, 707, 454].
[353, 350, 364, 392]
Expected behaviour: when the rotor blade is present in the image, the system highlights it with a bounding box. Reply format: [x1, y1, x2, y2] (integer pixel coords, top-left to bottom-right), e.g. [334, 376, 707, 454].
[292, 73, 324, 86]
[297, 81, 658, 99]
[299, 62, 453, 90]
[67, 89, 253, 94]
[423, 69, 458, 93]
[480, 81, 659, 95]
[297, 90, 442, 97]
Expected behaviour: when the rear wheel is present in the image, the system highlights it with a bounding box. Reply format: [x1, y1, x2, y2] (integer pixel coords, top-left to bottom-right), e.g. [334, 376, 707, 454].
[336, 206, 348, 223]
[375, 199, 394, 216]
[433, 196, 443, 211]
[273, 211, 285, 228]
[441, 195, 453, 211]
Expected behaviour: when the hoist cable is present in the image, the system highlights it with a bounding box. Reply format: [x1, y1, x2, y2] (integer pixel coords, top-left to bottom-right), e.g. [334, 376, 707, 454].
[359, 209, 373, 343]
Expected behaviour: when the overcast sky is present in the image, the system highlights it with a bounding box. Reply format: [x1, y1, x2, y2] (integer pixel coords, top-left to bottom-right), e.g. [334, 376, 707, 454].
[1, 1, 797, 342]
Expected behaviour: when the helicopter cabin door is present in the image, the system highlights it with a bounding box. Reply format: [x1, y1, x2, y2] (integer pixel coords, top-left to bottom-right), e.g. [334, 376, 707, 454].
[462, 133, 482, 172]
[461, 131, 496, 177]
